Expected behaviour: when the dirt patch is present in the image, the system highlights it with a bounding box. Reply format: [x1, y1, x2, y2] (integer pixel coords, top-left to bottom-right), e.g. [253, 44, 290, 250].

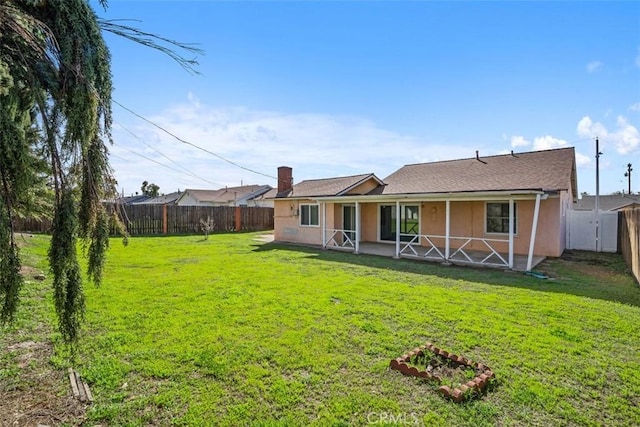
[538, 250, 626, 282]
[19, 265, 47, 282]
[1, 341, 86, 426]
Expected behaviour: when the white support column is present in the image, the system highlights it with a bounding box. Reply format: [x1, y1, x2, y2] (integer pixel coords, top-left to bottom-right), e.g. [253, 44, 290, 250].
[508, 199, 514, 269]
[527, 194, 542, 271]
[321, 202, 326, 248]
[355, 202, 361, 254]
[395, 201, 401, 258]
[445, 200, 451, 261]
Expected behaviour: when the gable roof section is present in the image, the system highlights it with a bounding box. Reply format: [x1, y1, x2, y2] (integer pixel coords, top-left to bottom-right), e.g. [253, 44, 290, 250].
[378, 147, 577, 197]
[278, 173, 382, 198]
[179, 185, 272, 204]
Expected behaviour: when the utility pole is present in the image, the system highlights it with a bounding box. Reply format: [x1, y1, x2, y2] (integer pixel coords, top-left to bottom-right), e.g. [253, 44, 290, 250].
[624, 163, 633, 194]
[595, 137, 602, 212]
[595, 137, 602, 252]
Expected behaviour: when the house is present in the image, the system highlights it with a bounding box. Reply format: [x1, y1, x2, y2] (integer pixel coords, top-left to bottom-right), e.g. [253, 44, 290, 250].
[116, 194, 151, 205]
[573, 194, 640, 211]
[175, 185, 273, 207]
[132, 191, 183, 205]
[273, 147, 578, 271]
[249, 187, 278, 208]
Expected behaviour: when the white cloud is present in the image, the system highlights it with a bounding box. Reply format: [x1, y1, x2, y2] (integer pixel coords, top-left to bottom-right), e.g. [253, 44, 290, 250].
[630, 102, 640, 112]
[576, 115, 639, 155]
[586, 60, 603, 73]
[111, 100, 476, 194]
[577, 116, 608, 139]
[510, 135, 530, 147]
[575, 152, 591, 167]
[532, 135, 569, 151]
[614, 116, 640, 154]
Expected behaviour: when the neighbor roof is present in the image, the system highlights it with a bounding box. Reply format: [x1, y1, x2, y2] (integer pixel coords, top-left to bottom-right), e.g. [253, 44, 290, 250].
[134, 191, 182, 205]
[377, 147, 577, 197]
[574, 194, 640, 211]
[180, 185, 272, 204]
[278, 173, 382, 198]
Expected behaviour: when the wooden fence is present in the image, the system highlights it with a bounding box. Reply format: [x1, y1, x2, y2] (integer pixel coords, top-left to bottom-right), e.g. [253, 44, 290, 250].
[619, 207, 640, 284]
[13, 217, 53, 234]
[14, 204, 274, 236]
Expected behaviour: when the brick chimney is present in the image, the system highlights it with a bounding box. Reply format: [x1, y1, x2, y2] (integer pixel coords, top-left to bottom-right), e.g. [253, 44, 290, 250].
[277, 166, 293, 195]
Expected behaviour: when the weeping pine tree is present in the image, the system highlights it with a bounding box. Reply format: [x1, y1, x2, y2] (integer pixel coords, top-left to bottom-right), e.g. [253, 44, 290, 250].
[0, 0, 201, 343]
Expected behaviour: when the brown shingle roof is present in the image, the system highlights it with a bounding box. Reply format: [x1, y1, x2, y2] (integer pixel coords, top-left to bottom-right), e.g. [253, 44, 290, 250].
[279, 173, 379, 198]
[574, 194, 640, 211]
[184, 185, 268, 203]
[378, 147, 577, 196]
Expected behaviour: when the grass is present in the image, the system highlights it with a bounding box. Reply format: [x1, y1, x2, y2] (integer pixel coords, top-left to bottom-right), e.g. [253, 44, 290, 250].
[2, 232, 640, 426]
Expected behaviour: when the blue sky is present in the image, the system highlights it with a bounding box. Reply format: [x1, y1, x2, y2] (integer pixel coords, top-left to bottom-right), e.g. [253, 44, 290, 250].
[96, 1, 640, 197]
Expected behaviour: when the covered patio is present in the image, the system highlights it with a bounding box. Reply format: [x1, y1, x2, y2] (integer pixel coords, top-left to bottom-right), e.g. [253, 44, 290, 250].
[320, 191, 548, 272]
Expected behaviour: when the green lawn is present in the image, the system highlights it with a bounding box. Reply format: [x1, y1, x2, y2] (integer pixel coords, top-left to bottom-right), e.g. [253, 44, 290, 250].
[3, 233, 640, 426]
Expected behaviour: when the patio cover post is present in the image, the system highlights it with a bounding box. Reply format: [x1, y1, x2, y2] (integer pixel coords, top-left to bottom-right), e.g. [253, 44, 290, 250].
[445, 200, 450, 260]
[526, 193, 542, 271]
[321, 202, 326, 248]
[395, 201, 400, 258]
[508, 199, 514, 269]
[355, 201, 360, 254]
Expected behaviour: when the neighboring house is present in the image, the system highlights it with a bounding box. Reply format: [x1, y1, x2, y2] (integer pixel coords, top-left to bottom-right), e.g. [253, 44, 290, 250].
[273, 147, 578, 271]
[249, 187, 277, 208]
[116, 194, 151, 205]
[132, 191, 183, 205]
[175, 185, 273, 207]
[573, 194, 640, 211]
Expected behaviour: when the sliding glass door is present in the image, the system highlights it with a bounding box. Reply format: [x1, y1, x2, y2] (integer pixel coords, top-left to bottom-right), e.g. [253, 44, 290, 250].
[379, 204, 419, 242]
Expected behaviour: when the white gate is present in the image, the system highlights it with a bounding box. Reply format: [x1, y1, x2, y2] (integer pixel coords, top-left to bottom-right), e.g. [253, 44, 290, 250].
[567, 210, 618, 252]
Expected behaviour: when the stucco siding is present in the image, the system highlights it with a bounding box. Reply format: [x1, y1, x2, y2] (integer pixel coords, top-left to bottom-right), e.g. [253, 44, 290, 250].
[418, 199, 563, 257]
[274, 196, 564, 257]
[273, 199, 322, 245]
[360, 203, 378, 241]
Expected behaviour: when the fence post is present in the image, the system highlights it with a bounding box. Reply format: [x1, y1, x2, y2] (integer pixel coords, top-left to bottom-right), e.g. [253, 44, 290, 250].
[235, 206, 241, 232]
[163, 204, 168, 235]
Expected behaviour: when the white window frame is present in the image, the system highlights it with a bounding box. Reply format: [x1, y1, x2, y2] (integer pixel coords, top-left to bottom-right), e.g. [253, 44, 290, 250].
[377, 203, 421, 241]
[485, 201, 517, 235]
[299, 203, 320, 227]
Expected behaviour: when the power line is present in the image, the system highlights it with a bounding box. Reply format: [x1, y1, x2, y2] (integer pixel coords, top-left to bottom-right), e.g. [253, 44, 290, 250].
[113, 121, 222, 187]
[112, 141, 210, 182]
[113, 99, 277, 180]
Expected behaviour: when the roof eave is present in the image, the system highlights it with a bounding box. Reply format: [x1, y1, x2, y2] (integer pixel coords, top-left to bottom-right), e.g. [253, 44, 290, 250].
[312, 189, 555, 203]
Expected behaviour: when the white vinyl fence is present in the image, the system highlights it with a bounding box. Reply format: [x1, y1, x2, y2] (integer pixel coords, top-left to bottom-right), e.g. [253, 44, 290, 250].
[567, 210, 618, 252]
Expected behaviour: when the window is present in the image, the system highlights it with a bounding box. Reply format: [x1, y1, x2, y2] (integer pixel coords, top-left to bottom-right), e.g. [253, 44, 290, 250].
[300, 204, 319, 227]
[486, 202, 517, 234]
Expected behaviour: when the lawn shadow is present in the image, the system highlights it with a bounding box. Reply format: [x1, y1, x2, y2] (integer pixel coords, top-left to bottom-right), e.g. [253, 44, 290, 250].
[252, 241, 640, 307]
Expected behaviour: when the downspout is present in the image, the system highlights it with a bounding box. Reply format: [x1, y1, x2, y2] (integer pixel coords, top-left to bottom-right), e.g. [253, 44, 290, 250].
[321, 202, 326, 248]
[508, 199, 514, 269]
[355, 202, 360, 254]
[395, 201, 401, 258]
[526, 193, 542, 271]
